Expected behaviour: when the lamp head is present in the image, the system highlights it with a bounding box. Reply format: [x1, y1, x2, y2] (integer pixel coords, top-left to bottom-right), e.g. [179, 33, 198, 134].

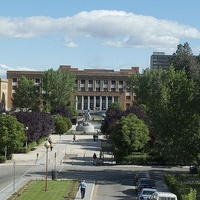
[44, 141, 50, 149]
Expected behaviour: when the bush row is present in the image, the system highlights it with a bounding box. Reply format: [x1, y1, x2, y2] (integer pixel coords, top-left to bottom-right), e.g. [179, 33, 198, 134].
[117, 154, 188, 166]
[165, 174, 198, 200]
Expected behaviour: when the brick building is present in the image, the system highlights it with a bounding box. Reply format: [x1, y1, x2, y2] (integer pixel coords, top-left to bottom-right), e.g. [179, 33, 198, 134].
[4, 65, 139, 111]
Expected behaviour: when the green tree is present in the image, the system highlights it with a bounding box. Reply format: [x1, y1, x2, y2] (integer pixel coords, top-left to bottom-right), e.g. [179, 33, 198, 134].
[128, 68, 165, 107]
[42, 68, 76, 107]
[154, 67, 200, 163]
[0, 114, 25, 159]
[130, 66, 200, 164]
[110, 113, 149, 162]
[171, 42, 200, 80]
[12, 76, 40, 110]
[52, 115, 71, 135]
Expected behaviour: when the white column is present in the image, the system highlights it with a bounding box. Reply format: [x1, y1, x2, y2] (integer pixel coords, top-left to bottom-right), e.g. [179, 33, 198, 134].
[94, 96, 96, 110]
[100, 96, 102, 110]
[88, 96, 90, 110]
[112, 96, 114, 103]
[81, 96, 84, 110]
[106, 96, 108, 110]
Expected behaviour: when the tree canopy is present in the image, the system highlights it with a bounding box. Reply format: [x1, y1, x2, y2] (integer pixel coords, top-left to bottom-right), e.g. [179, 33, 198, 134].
[12, 76, 40, 110]
[171, 42, 200, 80]
[128, 65, 200, 164]
[42, 68, 76, 108]
[0, 114, 25, 158]
[14, 111, 54, 143]
[110, 113, 149, 162]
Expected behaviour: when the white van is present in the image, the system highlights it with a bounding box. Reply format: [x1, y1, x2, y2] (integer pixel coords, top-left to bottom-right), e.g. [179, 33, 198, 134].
[150, 192, 177, 200]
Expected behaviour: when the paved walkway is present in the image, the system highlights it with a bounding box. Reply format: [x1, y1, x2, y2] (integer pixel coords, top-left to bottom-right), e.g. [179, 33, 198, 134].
[0, 134, 108, 200]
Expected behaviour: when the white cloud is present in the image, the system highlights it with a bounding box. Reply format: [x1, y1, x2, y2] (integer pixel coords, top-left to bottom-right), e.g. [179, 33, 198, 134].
[0, 64, 36, 78]
[65, 42, 79, 48]
[0, 10, 200, 50]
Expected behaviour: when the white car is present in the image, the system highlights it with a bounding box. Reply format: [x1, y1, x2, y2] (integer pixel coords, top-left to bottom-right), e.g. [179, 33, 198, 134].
[138, 188, 158, 200]
[150, 192, 177, 200]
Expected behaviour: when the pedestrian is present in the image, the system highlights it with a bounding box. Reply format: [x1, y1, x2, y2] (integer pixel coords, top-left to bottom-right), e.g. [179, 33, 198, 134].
[93, 134, 96, 142]
[79, 180, 87, 199]
[50, 142, 53, 151]
[93, 153, 97, 165]
[73, 134, 76, 142]
[96, 134, 99, 142]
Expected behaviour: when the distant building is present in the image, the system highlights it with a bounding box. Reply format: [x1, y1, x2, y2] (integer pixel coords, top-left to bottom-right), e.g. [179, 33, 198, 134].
[0, 78, 8, 111]
[150, 52, 173, 69]
[6, 65, 139, 111]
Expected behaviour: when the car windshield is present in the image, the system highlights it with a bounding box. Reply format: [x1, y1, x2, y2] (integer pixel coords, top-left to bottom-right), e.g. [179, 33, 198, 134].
[143, 191, 156, 195]
[137, 172, 149, 177]
[140, 178, 154, 184]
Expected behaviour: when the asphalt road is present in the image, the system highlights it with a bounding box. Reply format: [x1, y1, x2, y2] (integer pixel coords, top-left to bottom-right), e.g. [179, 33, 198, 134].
[0, 134, 189, 199]
[58, 165, 189, 200]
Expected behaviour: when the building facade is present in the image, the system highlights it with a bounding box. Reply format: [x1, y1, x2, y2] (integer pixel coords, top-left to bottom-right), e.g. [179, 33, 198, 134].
[0, 78, 9, 110]
[150, 52, 173, 69]
[6, 65, 139, 111]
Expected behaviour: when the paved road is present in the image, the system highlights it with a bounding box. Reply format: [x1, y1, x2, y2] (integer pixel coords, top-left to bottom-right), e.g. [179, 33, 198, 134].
[0, 134, 189, 200]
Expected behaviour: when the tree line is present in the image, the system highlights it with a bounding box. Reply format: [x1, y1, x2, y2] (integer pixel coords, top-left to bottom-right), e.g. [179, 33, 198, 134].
[102, 42, 200, 165]
[0, 68, 77, 162]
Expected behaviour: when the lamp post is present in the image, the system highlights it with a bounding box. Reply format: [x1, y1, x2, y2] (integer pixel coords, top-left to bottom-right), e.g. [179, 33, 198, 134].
[25, 127, 28, 153]
[44, 141, 50, 192]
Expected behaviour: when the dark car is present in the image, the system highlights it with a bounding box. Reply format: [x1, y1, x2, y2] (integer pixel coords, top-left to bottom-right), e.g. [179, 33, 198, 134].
[135, 171, 150, 184]
[136, 178, 156, 194]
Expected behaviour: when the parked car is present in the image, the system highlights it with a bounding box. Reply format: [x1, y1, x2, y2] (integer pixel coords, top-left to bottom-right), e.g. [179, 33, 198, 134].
[136, 178, 156, 194]
[138, 188, 158, 200]
[135, 171, 151, 184]
[150, 192, 177, 200]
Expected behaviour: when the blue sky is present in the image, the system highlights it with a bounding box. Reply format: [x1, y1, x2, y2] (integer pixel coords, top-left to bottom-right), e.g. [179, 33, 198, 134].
[0, 0, 200, 77]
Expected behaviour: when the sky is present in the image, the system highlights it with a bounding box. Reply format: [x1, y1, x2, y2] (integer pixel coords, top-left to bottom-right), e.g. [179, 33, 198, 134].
[0, 0, 200, 78]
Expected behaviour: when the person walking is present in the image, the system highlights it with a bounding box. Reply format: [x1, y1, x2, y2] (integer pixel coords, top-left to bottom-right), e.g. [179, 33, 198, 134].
[93, 153, 97, 165]
[73, 134, 76, 142]
[79, 180, 87, 199]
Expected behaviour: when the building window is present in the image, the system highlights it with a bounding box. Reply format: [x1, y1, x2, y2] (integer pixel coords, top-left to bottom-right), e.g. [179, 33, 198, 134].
[108, 96, 112, 107]
[126, 103, 130, 109]
[77, 96, 82, 110]
[81, 87, 85, 91]
[13, 78, 17, 82]
[84, 96, 88, 110]
[111, 88, 116, 92]
[104, 80, 108, 84]
[96, 96, 100, 108]
[126, 96, 131, 100]
[114, 96, 119, 102]
[12, 85, 17, 90]
[119, 88, 123, 92]
[126, 86, 130, 92]
[119, 81, 123, 85]
[102, 96, 106, 110]
[81, 80, 85, 84]
[90, 96, 94, 110]
[111, 80, 116, 85]
[35, 79, 40, 83]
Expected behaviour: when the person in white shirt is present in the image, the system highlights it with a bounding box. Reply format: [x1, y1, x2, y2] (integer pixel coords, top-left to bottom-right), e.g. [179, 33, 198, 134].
[79, 180, 87, 199]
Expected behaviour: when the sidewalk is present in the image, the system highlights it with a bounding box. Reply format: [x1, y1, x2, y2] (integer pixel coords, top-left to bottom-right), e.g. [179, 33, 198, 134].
[0, 134, 100, 200]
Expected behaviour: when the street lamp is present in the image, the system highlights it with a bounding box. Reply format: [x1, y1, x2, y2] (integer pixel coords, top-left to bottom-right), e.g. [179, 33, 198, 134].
[44, 141, 50, 192]
[25, 127, 28, 153]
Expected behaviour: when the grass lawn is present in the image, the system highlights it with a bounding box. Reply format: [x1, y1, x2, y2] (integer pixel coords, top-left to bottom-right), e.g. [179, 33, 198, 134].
[8, 180, 79, 200]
